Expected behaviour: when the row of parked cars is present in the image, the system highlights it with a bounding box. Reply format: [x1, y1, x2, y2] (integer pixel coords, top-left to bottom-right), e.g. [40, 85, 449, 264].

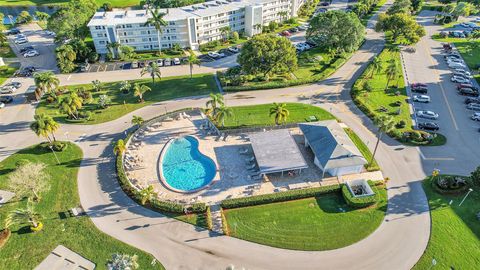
[207, 46, 240, 59]
[0, 81, 21, 109]
[9, 29, 41, 58]
[131, 57, 181, 69]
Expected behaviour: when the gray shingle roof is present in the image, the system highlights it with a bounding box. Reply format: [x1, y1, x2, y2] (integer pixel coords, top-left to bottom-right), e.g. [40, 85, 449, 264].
[299, 120, 367, 169]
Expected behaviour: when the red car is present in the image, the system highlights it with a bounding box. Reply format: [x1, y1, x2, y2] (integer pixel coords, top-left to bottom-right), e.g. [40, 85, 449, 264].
[457, 83, 477, 90]
[281, 31, 291, 37]
[411, 82, 427, 88]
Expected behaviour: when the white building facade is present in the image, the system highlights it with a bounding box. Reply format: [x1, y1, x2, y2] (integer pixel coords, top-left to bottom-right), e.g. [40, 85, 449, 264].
[87, 0, 305, 54]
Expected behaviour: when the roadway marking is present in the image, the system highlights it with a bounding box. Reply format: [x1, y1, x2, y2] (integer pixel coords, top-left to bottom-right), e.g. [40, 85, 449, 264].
[67, 75, 72, 81]
[422, 40, 459, 131]
[417, 147, 455, 161]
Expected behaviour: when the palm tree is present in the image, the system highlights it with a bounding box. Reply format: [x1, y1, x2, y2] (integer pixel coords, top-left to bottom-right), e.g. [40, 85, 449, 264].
[92, 80, 102, 92]
[6, 203, 43, 231]
[106, 42, 120, 59]
[145, 8, 168, 55]
[370, 115, 395, 166]
[0, 32, 7, 46]
[140, 62, 161, 83]
[139, 185, 157, 205]
[368, 56, 382, 78]
[133, 83, 151, 103]
[56, 44, 77, 73]
[113, 139, 126, 155]
[34, 71, 60, 95]
[385, 59, 398, 89]
[185, 53, 201, 79]
[278, 11, 288, 21]
[120, 80, 131, 94]
[220, 26, 231, 42]
[131, 115, 144, 127]
[30, 113, 59, 143]
[58, 92, 83, 119]
[253, 24, 262, 34]
[205, 93, 224, 116]
[214, 106, 233, 127]
[269, 102, 289, 125]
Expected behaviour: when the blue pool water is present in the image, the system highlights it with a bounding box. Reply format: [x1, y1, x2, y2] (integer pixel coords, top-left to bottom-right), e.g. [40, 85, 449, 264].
[161, 136, 216, 192]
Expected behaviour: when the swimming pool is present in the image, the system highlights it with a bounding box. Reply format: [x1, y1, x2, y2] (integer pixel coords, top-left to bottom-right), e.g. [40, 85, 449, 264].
[160, 136, 216, 192]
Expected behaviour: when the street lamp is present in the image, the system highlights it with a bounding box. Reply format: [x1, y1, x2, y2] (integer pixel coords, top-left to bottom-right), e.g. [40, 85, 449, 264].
[427, 258, 437, 270]
[49, 145, 60, 165]
[459, 188, 474, 206]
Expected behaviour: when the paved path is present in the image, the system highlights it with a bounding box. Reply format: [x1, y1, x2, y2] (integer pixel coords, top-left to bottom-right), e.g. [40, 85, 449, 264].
[1, 4, 466, 270]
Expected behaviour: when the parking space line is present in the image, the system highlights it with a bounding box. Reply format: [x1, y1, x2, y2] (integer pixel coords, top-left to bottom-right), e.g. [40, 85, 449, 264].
[423, 41, 459, 131]
[417, 148, 455, 161]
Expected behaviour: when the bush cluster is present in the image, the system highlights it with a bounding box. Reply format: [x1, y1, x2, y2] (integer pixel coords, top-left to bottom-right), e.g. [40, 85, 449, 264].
[39, 141, 68, 152]
[221, 185, 341, 209]
[341, 181, 378, 208]
[432, 175, 469, 195]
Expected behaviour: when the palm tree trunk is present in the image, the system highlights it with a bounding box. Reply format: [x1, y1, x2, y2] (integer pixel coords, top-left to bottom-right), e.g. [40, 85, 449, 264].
[157, 31, 162, 54]
[370, 131, 382, 166]
[51, 132, 57, 142]
[190, 64, 193, 78]
[152, 74, 155, 84]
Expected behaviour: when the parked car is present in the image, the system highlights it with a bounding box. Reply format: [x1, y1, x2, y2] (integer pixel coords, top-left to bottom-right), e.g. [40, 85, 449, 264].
[444, 52, 460, 58]
[79, 62, 89, 72]
[465, 97, 480, 104]
[44, 30, 56, 37]
[173, 58, 181, 65]
[297, 25, 308, 31]
[411, 82, 427, 88]
[6, 28, 20, 35]
[228, 46, 239, 53]
[320, 1, 330, 6]
[0, 85, 15, 94]
[472, 112, 480, 121]
[459, 88, 480, 97]
[417, 110, 439, 119]
[451, 75, 470, 83]
[446, 57, 463, 64]
[131, 61, 139, 68]
[0, 96, 13, 104]
[280, 31, 291, 37]
[23, 49, 39, 58]
[289, 27, 298, 33]
[413, 95, 431, 103]
[454, 69, 472, 78]
[156, 59, 164, 67]
[467, 103, 480, 111]
[5, 82, 21, 89]
[452, 71, 472, 79]
[411, 87, 428, 94]
[0, 102, 5, 109]
[14, 37, 28, 44]
[208, 52, 221, 58]
[457, 83, 477, 90]
[19, 46, 34, 54]
[418, 122, 439, 131]
[164, 58, 172, 66]
[448, 62, 466, 69]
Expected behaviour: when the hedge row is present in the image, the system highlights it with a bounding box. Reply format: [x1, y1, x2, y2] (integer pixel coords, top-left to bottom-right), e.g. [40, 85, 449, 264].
[220, 184, 341, 209]
[341, 181, 378, 208]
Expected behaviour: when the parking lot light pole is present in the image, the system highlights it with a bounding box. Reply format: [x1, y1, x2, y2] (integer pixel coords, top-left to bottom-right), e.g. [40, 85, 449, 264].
[49, 145, 60, 165]
[459, 188, 474, 206]
[427, 258, 437, 270]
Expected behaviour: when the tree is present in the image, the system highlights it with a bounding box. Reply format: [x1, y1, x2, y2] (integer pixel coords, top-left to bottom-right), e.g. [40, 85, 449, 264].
[106, 42, 121, 59]
[253, 24, 262, 34]
[269, 102, 289, 125]
[452, 2, 477, 19]
[35, 11, 49, 22]
[278, 11, 289, 21]
[354, 3, 370, 17]
[471, 166, 480, 186]
[375, 12, 426, 44]
[16, 11, 33, 24]
[220, 26, 231, 42]
[185, 53, 200, 78]
[133, 83, 151, 103]
[139, 185, 157, 205]
[120, 80, 131, 94]
[131, 115, 144, 127]
[59, 92, 83, 119]
[103, 2, 113, 11]
[92, 80, 103, 92]
[385, 59, 398, 89]
[387, 0, 411, 15]
[118, 45, 136, 60]
[56, 44, 77, 73]
[107, 253, 139, 270]
[140, 62, 161, 83]
[370, 115, 395, 165]
[30, 113, 59, 143]
[145, 8, 168, 55]
[8, 162, 49, 202]
[6, 203, 43, 230]
[0, 31, 6, 46]
[68, 38, 92, 62]
[113, 139, 126, 155]
[231, 31, 239, 42]
[205, 93, 224, 116]
[47, 0, 98, 41]
[214, 106, 233, 127]
[98, 94, 111, 109]
[238, 34, 297, 77]
[307, 10, 365, 55]
[368, 56, 382, 78]
[34, 71, 60, 95]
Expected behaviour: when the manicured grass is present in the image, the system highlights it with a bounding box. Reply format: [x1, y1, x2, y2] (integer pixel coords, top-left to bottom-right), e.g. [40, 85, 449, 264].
[223, 184, 387, 250]
[0, 65, 17, 85]
[292, 47, 333, 79]
[199, 37, 249, 53]
[36, 74, 218, 124]
[0, 143, 164, 269]
[344, 128, 380, 171]
[0, 44, 15, 59]
[352, 48, 412, 132]
[220, 103, 336, 129]
[0, 0, 140, 7]
[413, 177, 480, 269]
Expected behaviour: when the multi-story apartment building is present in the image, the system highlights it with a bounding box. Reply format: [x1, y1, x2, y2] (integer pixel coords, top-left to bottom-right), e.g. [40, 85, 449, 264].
[87, 0, 305, 54]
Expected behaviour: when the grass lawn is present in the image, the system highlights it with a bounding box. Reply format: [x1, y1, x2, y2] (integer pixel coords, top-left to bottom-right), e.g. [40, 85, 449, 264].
[0, 0, 140, 7]
[0, 64, 17, 85]
[344, 128, 380, 172]
[0, 43, 15, 59]
[413, 177, 480, 269]
[199, 37, 249, 53]
[223, 184, 387, 250]
[36, 73, 218, 124]
[292, 47, 333, 79]
[220, 103, 336, 129]
[352, 48, 412, 132]
[0, 143, 164, 269]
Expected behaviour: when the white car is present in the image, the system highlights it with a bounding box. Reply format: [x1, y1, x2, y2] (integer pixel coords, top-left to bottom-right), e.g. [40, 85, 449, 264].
[0, 85, 15, 94]
[0, 102, 5, 109]
[164, 58, 172, 66]
[413, 95, 430, 103]
[454, 69, 472, 77]
[208, 52, 220, 58]
[23, 50, 39, 58]
[448, 62, 466, 69]
[228, 46, 239, 53]
[173, 57, 181, 65]
[16, 33, 26, 39]
[156, 59, 164, 67]
[451, 75, 470, 83]
[417, 110, 439, 119]
[447, 57, 463, 64]
[45, 30, 56, 37]
[467, 103, 480, 111]
[472, 112, 480, 121]
[14, 37, 28, 44]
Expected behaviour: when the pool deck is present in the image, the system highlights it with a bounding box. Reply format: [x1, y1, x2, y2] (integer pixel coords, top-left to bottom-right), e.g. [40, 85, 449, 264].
[124, 111, 383, 205]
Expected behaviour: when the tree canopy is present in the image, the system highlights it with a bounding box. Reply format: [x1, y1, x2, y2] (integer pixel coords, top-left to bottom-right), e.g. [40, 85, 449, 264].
[47, 0, 98, 41]
[307, 10, 365, 55]
[238, 34, 297, 77]
[375, 12, 426, 44]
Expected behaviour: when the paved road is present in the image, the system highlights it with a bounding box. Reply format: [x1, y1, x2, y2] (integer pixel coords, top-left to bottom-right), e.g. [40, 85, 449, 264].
[3, 4, 472, 270]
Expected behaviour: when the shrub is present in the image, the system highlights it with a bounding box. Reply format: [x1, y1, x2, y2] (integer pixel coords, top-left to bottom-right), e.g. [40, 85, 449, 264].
[149, 198, 184, 213]
[51, 141, 68, 152]
[433, 176, 468, 195]
[221, 185, 340, 209]
[188, 202, 207, 213]
[341, 181, 378, 208]
[206, 207, 213, 230]
[396, 120, 406, 129]
[0, 229, 11, 249]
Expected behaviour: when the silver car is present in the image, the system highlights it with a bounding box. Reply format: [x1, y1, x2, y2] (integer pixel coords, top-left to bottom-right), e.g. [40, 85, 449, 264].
[417, 110, 439, 119]
[467, 103, 480, 111]
[413, 95, 430, 103]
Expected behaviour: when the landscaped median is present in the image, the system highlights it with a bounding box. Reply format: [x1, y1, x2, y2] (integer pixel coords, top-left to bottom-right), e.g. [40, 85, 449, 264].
[221, 181, 387, 250]
[36, 74, 218, 125]
[0, 143, 164, 269]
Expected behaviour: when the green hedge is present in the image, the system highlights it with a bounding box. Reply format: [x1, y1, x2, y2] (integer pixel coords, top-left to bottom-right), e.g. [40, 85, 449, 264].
[221, 184, 341, 209]
[341, 181, 378, 208]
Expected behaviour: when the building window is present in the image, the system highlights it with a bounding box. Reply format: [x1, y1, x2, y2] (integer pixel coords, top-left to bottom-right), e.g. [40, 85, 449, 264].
[126, 24, 132, 28]
[99, 41, 105, 44]
[169, 21, 175, 26]
[97, 33, 103, 37]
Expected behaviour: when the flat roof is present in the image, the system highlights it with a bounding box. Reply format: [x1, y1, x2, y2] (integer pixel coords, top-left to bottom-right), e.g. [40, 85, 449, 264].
[35, 245, 95, 270]
[249, 129, 308, 174]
